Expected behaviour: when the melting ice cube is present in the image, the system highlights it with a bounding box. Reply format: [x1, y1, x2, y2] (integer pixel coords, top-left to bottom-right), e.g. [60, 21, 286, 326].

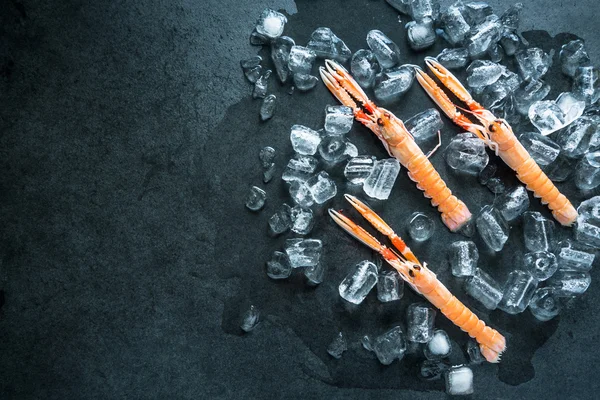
[245, 186, 267, 211]
[366, 30, 401, 69]
[408, 212, 435, 242]
[476, 205, 509, 252]
[240, 305, 260, 332]
[344, 156, 376, 185]
[406, 303, 436, 343]
[372, 326, 407, 365]
[449, 241, 478, 277]
[363, 158, 401, 200]
[327, 332, 348, 359]
[499, 270, 538, 314]
[351, 49, 379, 89]
[424, 329, 452, 360]
[266, 251, 292, 280]
[338, 260, 378, 304]
[377, 270, 404, 302]
[465, 268, 503, 310]
[445, 365, 474, 395]
[523, 211, 555, 252]
[523, 251, 558, 281]
[306, 171, 337, 203]
[444, 133, 489, 175]
[285, 238, 323, 268]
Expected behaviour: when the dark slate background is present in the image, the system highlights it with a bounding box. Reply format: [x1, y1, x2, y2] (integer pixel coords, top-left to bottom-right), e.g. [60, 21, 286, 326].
[1, 0, 600, 398]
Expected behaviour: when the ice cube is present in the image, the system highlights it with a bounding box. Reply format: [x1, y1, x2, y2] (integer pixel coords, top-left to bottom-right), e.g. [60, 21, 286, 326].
[350, 49, 379, 89]
[573, 66, 600, 105]
[515, 47, 552, 81]
[366, 30, 401, 69]
[445, 133, 489, 175]
[408, 212, 435, 242]
[575, 152, 600, 190]
[291, 206, 314, 235]
[268, 203, 292, 235]
[307, 27, 351, 63]
[449, 241, 478, 277]
[576, 197, 600, 248]
[436, 48, 470, 70]
[478, 163, 497, 185]
[318, 135, 349, 163]
[255, 9, 287, 39]
[250, 29, 269, 46]
[410, 0, 439, 22]
[528, 100, 565, 135]
[487, 43, 504, 63]
[345, 156, 376, 185]
[288, 46, 316, 75]
[500, 2, 523, 33]
[424, 329, 452, 360]
[524, 251, 558, 281]
[529, 287, 562, 321]
[240, 305, 260, 333]
[259, 146, 276, 168]
[556, 116, 596, 158]
[421, 360, 451, 380]
[548, 270, 591, 296]
[260, 94, 276, 121]
[306, 171, 337, 204]
[363, 158, 401, 200]
[440, 5, 471, 45]
[557, 92, 586, 123]
[445, 365, 474, 396]
[501, 34, 521, 57]
[285, 238, 323, 268]
[479, 70, 521, 108]
[290, 125, 321, 155]
[462, 2, 493, 25]
[486, 177, 505, 194]
[293, 73, 319, 92]
[476, 206, 509, 251]
[407, 303, 436, 343]
[555, 239, 595, 272]
[405, 108, 443, 143]
[245, 186, 267, 211]
[327, 332, 348, 359]
[496, 185, 529, 222]
[270, 36, 295, 83]
[263, 163, 276, 183]
[543, 153, 575, 182]
[324, 105, 354, 135]
[361, 335, 373, 351]
[288, 181, 314, 207]
[518, 131, 560, 166]
[406, 18, 436, 51]
[282, 154, 318, 182]
[559, 39, 591, 77]
[338, 260, 378, 304]
[372, 326, 407, 365]
[240, 56, 262, 83]
[377, 270, 404, 302]
[465, 268, 503, 310]
[523, 211, 555, 252]
[499, 270, 538, 314]
[464, 15, 503, 58]
[373, 65, 415, 103]
[467, 340, 485, 364]
[466, 60, 505, 88]
[253, 69, 271, 99]
[513, 80, 552, 116]
[266, 251, 292, 279]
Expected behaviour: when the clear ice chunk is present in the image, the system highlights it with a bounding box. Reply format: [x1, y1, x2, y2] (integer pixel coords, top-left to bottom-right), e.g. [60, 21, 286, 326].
[377, 270, 404, 302]
[462, 2, 493, 25]
[306, 171, 337, 204]
[513, 80, 552, 116]
[465, 268, 503, 310]
[556, 115, 595, 158]
[518, 131, 560, 166]
[528, 100, 565, 135]
[291, 206, 314, 235]
[351, 49, 379, 89]
[344, 142, 359, 158]
[266, 251, 292, 279]
[449, 241, 478, 277]
[407, 303, 436, 343]
[307, 27, 351, 63]
[421, 360, 451, 380]
[555, 239, 594, 272]
[373, 326, 407, 365]
[499, 270, 538, 314]
[548, 270, 591, 296]
[345, 156, 376, 185]
[556, 92, 586, 124]
[479, 70, 521, 108]
[289, 181, 314, 207]
[282, 154, 318, 182]
[464, 15, 503, 58]
[478, 163, 497, 185]
[529, 287, 561, 321]
[487, 43, 504, 63]
[445, 365, 474, 396]
[241, 305, 260, 332]
[240, 56, 262, 83]
[576, 196, 600, 248]
[263, 163, 276, 183]
[339, 260, 379, 304]
[268, 203, 292, 235]
[293, 73, 319, 92]
[366, 30, 401, 69]
[245, 186, 267, 211]
[573, 66, 600, 105]
[363, 158, 401, 200]
[515, 47, 552, 81]
[467, 340, 485, 364]
[476, 206, 509, 251]
[486, 177, 505, 194]
[255, 9, 287, 39]
[424, 329, 452, 360]
[259, 146, 276, 168]
[523, 211, 555, 252]
[253, 69, 271, 99]
[575, 151, 600, 190]
[440, 5, 471, 45]
[318, 135, 349, 163]
[250, 29, 269, 46]
[559, 39, 591, 77]
[361, 334, 373, 352]
[410, 0, 439, 22]
[288, 46, 316, 75]
[408, 212, 435, 242]
[500, 33, 520, 56]
[500, 2, 523, 33]
[373, 65, 415, 103]
[543, 153, 575, 182]
[290, 124, 322, 155]
[324, 105, 354, 135]
[260, 94, 276, 121]
[496, 185, 529, 222]
[436, 48, 470, 70]
[285, 238, 323, 268]
[466, 60, 505, 88]
[271, 36, 295, 83]
[524, 251, 558, 281]
[327, 332, 348, 359]
[445, 133, 489, 175]
[405, 108, 443, 143]
[406, 18, 437, 51]
[304, 260, 325, 285]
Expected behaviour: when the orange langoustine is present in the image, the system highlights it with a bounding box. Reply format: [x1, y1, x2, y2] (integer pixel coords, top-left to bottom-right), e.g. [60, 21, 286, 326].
[329, 194, 506, 363]
[319, 59, 472, 233]
[415, 57, 578, 226]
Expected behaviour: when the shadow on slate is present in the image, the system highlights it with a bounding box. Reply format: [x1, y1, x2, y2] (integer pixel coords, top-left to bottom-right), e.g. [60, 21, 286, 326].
[206, 0, 595, 391]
